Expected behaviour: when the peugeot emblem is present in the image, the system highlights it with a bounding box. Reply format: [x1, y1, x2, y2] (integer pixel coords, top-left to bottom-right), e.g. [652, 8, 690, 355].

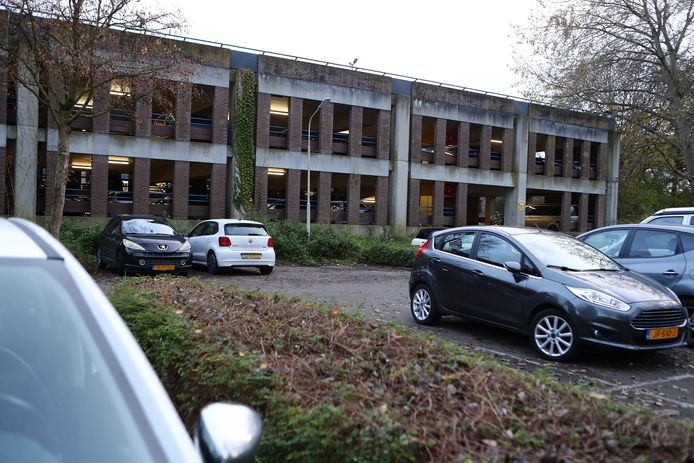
[248, 238, 252, 243]
[157, 244, 168, 250]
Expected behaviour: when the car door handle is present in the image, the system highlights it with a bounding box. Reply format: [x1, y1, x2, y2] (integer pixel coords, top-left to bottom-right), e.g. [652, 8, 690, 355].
[662, 270, 679, 277]
[472, 270, 485, 277]
[432, 257, 442, 263]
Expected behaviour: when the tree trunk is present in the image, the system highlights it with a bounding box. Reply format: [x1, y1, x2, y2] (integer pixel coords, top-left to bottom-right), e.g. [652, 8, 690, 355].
[46, 125, 71, 237]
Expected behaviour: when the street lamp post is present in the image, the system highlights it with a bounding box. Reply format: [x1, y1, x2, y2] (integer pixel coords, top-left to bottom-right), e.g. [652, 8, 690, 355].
[306, 97, 330, 236]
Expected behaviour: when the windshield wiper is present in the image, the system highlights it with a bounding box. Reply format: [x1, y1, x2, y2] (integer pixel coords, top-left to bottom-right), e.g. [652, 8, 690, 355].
[546, 265, 582, 272]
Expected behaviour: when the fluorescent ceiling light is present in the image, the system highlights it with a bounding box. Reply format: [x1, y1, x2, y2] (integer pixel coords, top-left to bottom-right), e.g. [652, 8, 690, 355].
[361, 196, 376, 204]
[268, 168, 286, 176]
[337, 130, 349, 134]
[108, 156, 130, 165]
[491, 139, 503, 144]
[71, 164, 92, 170]
[270, 110, 288, 115]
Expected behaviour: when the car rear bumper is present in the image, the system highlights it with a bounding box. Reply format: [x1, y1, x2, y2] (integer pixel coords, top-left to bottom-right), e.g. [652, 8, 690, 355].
[216, 248, 276, 268]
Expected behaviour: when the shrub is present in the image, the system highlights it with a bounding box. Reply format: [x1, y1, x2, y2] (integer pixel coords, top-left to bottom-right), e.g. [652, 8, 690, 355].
[58, 219, 104, 270]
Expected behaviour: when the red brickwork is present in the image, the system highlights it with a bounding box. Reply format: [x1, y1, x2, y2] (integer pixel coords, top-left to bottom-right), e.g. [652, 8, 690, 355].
[455, 183, 468, 226]
[480, 125, 491, 170]
[212, 86, 229, 145]
[377, 110, 390, 160]
[254, 167, 268, 212]
[288, 97, 303, 151]
[92, 80, 111, 133]
[135, 94, 152, 137]
[545, 135, 556, 177]
[527, 132, 537, 175]
[90, 154, 108, 217]
[408, 178, 420, 226]
[579, 193, 589, 232]
[0, 57, 6, 124]
[432, 181, 444, 227]
[173, 161, 190, 219]
[560, 191, 572, 232]
[457, 122, 469, 168]
[285, 169, 301, 221]
[346, 174, 360, 225]
[45, 151, 58, 213]
[209, 163, 226, 218]
[595, 195, 606, 228]
[317, 171, 331, 223]
[348, 106, 363, 157]
[434, 118, 446, 166]
[502, 128, 513, 172]
[132, 158, 151, 214]
[598, 143, 607, 181]
[255, 93, 271, 149]
[580, 141, 591, 180]
[374, 176, 389, 225]
[0, 148, 6, 214]
[175, 82, 192, 142]
[318, 102, 334, 154]
[410, 115, 422, 164]
[562, 138, 574, 178]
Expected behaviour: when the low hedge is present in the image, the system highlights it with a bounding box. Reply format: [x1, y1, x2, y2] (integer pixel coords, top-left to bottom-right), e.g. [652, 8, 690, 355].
[109, 277, 694, 462]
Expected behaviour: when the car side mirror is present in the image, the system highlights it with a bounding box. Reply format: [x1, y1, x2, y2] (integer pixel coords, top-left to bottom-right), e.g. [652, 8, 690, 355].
[504, 261, 522, 274]
[194, 403, 262, 463]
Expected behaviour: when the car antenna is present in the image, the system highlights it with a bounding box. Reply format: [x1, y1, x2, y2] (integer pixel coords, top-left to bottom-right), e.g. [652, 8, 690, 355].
[533, 223, 543, 233]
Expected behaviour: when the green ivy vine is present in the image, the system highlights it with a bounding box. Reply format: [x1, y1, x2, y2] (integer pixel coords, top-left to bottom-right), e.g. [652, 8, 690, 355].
[232, 69, 257, 214]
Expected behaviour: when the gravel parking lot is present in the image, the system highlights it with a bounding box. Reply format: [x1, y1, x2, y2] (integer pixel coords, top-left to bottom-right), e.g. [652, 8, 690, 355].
[98, 264, 694, 419]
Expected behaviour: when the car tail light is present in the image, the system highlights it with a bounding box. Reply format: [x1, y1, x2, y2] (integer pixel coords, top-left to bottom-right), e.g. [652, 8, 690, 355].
[267, 237, 275, 247]
[416, 240, 429, 259]
[219, 236, 231, 247]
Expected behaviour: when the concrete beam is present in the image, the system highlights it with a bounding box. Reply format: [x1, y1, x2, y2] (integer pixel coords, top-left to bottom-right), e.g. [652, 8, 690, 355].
[412, 100, 514, 129]
[530, 118, 608, 144]
[527, 176, 606, 195]
[410, 163, 514, 188]
[605, 130, 620, 224]
[258, 74, 390, 110]
[389, 94, 411, 232]
[15, 79, 39, 221]
[504, 114, 529, 226]
[255, 147, 389, 176]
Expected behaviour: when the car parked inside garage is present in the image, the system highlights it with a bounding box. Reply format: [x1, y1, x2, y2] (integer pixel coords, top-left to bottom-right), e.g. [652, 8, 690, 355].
[187, 219, 275, 275]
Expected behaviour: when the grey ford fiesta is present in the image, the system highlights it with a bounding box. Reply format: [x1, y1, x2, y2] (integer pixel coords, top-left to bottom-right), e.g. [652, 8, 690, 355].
[409, 226, 689, 361]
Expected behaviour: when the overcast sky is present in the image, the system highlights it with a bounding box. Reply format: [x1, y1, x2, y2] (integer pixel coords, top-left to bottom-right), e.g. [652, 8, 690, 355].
[166, 0, 539, 97]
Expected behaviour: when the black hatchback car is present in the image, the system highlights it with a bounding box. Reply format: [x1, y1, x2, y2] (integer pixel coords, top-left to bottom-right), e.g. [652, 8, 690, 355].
[96, 215, 192, 276]
[410, 226, 689, 361]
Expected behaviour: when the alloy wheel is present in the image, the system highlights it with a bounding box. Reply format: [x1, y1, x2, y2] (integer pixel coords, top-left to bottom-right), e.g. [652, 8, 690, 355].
[412, 288, 432, 321]
[534, 314, 574, 357]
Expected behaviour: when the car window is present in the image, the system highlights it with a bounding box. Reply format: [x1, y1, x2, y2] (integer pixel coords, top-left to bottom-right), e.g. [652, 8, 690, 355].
[626, 230, 679, 258]
[104, 218, 118, 235]
[582, 229, 630, 257]
[647, 216, 684, 225]
[224, 224, 268, 236]
[437, 232, 475, 258]
[476, 233, 523, 267]
[121, 218, 176, 235]
[0, 261, 158, 463]
[203, 222, 219, 236]
[680, 233, 694, 252]
[189, 222, 207, 237]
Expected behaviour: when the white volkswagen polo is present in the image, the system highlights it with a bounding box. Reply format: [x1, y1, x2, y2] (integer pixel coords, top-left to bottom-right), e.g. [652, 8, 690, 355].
[187, 219, 276, 275]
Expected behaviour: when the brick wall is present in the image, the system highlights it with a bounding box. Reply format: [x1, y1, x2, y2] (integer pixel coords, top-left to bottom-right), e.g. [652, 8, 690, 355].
[0, 54, 6, 124]
[457, 122, 469, 168]
[455, 183, 468, 226]
[288, 97, 303, 151]
[90, 154, 108, 217]
[595, 195, 606, 228]
[545, 135, 556, 177]
[256, 93, 271, 149]
[562, 138, 574, 178]
[45, 151, 57, 213]
[92, 80, 111, 133]
[434, 119, 446, 166]
[319, 102, 334, 154]
[377, 110, 390, 160]
[348, 106, 363, 157]
[212, 86, 229, 145]
[412, 82, 514, 113]
[581, 141, 591, 180]
[0, 148, 5, 214]
[374, 176, 388, 225]
[560, 192, 572, 232]
[527, 132, 537, 175]
[173, 161, 190, 219]
[480, 125, 491, 170]
[410, 115, 422, 164]
[317, 172, 331, 223]
[502, 128, 513, 172]
[135, 93, 152, 137]
[408, 179, 420, 227]
[209, 163, 226, 218]
[598, 142, 607, 181]
[579, 193, 589, 232]
[432, 181, 444, 227]
[132, 158, 151, 214]
[346, 174, 360, 225]
[285, 169, 300, 221]
[254, 167, 268, 212]
[175, 82, 192, 142]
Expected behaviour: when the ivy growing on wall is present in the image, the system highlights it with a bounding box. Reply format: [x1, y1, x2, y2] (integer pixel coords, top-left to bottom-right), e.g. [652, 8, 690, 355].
[232, 69, 257, 214]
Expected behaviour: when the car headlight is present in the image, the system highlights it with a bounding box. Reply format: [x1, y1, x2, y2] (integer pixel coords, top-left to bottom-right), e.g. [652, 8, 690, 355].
[122, 238, 145, 251]
[179, 240, 191, 252]
[566, 286, 631, 312]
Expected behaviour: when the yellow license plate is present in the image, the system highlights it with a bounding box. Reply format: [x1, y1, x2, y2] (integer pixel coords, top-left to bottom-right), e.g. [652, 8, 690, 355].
[153, 265, 175, 271]
[241, 253, 262, 260]
[646, 327, 679, 340]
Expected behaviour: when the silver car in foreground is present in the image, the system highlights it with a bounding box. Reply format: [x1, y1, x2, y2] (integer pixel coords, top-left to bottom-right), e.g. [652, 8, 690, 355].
[0, 218, 261, 462]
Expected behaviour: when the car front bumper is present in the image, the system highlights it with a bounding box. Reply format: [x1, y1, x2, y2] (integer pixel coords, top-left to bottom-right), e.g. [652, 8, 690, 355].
[123, 249, 192, 273]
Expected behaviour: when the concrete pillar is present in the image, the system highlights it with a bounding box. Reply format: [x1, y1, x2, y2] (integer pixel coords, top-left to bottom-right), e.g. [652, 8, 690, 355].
[317, 171, 331, 223]
[562, 138, 574, 178]
[605, 131, 620, 224]
[14, 75, 39, 220]
[545, 135, 556, 178]
[389, 95, 411, 232]
[172, 161, 189, 219]
[502, 127, 513, 172]
[409, 114, 422, 164]
[455, 183, 468, 226]
[375, 176, 388, 226]
[175, 82, 192, 142]
[132, 158, 151, 214]
[560, 192, 572, 232]
[0, 51, 6, 125]
[480, 125, 492, 170]
[432, 181, 444, 227]
[580, 141, 591, 180]
[288, 97, 303, 151]
[254, 166, 268, 212]
[0, 147, 5, 215]
[92, 79, 110, 133]
[408, 178, 420, 227]
[597, 142, 607, 181]
[285, 168, 300, 221]
[504, 114, 529, 227]
[45, 150, 57, 215]
[318, 101, 333, 154]
[348, 106, 363, 157]
[457, 122, 469, 168]
[434, 118, 446, 165]
[579, 193, 589, 232]
[347, 174, 360, 225]
[90, 154, 108, 217]
[209, 163, 226, 218]
[595, 194, 606, 228]
[256, 93, 271, 149]
[377, 110, 390, 160]
[484, 196, 494, 225]
[212, 86, 229, 145]
[135, 94, 152, 137]
[526, 132, 536, 176]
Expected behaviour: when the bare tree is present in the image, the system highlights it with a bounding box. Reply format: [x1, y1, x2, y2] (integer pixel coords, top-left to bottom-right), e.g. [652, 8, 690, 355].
[514, 0, 694, 196]
[0, 0, 197, 235]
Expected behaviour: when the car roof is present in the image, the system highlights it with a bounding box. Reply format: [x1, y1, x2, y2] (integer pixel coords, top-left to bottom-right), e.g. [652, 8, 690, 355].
[651, 207, 694, 215]
[116, 214, 171, 222]
[579, 223, 694, 236]
[0, 218, 60, 259]
[431, 225, 547, 238]
[207, 218, 265, 226]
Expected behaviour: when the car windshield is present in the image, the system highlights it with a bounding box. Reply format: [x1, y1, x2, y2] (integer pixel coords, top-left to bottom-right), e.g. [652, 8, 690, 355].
[224, 224, 268, 236]
[514, 233, 621, 271]
[0, 261, 157, 463]
[122, 218, 176, 235]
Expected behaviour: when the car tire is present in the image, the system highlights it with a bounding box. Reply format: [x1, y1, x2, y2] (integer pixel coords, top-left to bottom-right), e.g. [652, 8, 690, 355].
[548, 224, 559, 232]
[207, 251, 219, 275]
[259, 266, 273, 275]
[530, 309, 578, 361]
[116, 251, 126, 277]
[410, 284, 441, 325]
[680, 298, 694, 348]
[96, 247, 107, 269]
